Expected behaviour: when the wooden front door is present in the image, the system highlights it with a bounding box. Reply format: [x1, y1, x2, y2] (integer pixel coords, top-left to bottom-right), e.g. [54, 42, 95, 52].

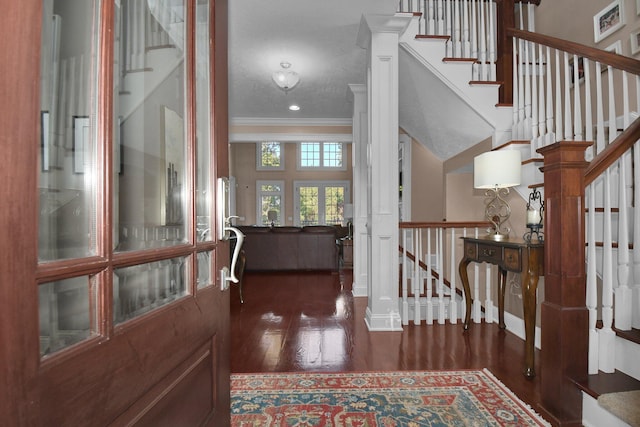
[0, 0, 230, 425]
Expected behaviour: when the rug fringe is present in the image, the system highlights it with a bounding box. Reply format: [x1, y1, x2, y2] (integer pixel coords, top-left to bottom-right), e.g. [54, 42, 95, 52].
[482, 368, 552, 427]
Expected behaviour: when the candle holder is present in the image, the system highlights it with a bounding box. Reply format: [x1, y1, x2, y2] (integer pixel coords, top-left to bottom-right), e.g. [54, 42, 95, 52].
[524, 187, 544, 242]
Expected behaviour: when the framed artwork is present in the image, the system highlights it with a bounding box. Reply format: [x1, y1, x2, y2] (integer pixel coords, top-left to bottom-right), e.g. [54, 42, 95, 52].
[632, 29, 640, 55]
[594, 0, 624, 43]
[569, 56, 585, 87]
[73, 116, 90, 174]
[605, 40, 622, 54]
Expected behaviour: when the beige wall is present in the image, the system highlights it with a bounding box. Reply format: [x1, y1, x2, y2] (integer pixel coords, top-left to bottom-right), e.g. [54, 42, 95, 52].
[230, 142, 352, 225]
[410, 139, 445, 221]
[536, 0, 640, 57]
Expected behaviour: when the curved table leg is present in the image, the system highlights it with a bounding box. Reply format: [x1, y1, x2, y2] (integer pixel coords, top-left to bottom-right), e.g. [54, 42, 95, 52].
[458, 257, 472, 330]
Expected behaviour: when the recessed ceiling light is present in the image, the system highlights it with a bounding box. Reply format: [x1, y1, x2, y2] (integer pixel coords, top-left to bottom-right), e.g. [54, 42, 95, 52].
[289, 104, 300, 111]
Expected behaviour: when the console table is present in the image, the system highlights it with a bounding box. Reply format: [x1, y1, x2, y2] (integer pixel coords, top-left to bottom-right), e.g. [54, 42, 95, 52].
[458, 236, 544, 378]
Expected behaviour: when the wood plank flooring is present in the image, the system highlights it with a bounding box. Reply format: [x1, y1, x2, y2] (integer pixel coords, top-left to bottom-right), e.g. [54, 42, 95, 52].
[230, 269, 543, 416]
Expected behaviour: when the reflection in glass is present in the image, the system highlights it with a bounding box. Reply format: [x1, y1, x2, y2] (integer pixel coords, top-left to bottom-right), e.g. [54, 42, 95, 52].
[113, 256, 188, 324]
[196, 0, 212, 242]
[197, 250, 213, 289]
[38, 1, 100, 261]
[113, 0, 188, 252]
[39, 276, 97, 357]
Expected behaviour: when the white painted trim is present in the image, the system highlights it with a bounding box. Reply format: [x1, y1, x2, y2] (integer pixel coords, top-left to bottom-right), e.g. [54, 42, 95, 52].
[230, 133, 353, 143]
[492, 307, 542, 350]
[364, 307, 403, 331]
[230, 117, 352, 127]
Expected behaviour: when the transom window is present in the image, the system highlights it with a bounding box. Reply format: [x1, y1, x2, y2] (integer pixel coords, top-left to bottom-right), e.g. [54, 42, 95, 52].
[298, 142, 344, 170]
[256, 142, 284, 170]
[294, 181, 350, 226]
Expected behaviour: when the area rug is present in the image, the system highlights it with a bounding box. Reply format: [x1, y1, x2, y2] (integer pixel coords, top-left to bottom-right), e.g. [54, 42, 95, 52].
[231, 369, 550, 426]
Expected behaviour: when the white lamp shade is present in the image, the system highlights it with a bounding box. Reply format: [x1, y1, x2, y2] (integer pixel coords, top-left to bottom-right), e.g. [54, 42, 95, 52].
[474, 150, 521, 189]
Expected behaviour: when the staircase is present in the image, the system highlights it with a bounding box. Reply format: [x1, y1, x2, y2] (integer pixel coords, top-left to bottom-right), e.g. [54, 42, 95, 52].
[395, 1, 640, 425]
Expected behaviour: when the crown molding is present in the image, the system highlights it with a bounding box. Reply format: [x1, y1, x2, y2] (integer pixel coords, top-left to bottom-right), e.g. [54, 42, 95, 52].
[230, 117, 352, 127]
[230, 133, 353, 143]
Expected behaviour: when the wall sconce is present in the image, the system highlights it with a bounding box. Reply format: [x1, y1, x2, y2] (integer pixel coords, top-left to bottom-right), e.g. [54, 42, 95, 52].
[524, 187, 544, 242]
[474, 150, 522, 240]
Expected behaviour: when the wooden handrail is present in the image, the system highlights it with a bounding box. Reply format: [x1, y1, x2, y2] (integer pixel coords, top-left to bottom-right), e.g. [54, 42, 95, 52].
[399, 221, 492, 229]
[584, 117, 640, 186]
[507, 28, 640, 75]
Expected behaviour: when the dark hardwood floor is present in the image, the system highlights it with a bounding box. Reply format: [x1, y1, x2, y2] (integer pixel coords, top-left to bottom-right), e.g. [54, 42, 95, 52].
[230, 269, 543, 416]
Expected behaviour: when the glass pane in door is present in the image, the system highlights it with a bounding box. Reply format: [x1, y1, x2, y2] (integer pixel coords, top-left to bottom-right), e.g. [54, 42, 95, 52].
[113, 0, 188, 251]
[38, 0, 101, 261]
[299, 186, 319, 225]
[324, 186, 344, 225]
[195, 0, 212, 242]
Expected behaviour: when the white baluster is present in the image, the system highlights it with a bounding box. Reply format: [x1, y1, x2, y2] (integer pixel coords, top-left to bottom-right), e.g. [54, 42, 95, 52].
[487, 0, 495, 80]
[595, 62, 605, 154]
[573, 54, 583, 141]
[512, 38, 520, 139]
[438, 227, 446, 324]
[527, 3, 535, 32]
[633, 138, 640, 329]
[518, 39, 526, 139]
[428, 0, 435, 35]
[453, 0, 461, 57]
[600, 168, 616, 373]
[563, 53, 573, 140]
[484, 264, 492, 324]
[437, 0, 445, 35]
[530, 43, 539, 157]
[587, 183, 599, 374]
[426, 227, 434, 324]
[445, 0, 453, 57]
[617, 154, 632, 330]
[537, 44, 546, 149]
[554, 49, 564, 143]
[449, 228, 457, 323]
[545, 46, 555, 145]
[623, 71, 630, 130]
[470, 0, 478, 64]
[462, 0, 470, 57]
[607, 65, 617, 144]
[478, 0, 486, 80]
[473, 228, 482, 323]
[584, 58, 594, 160]
[402, 229, 409, 325]
[523, 39, 531, 139]
[414, 228, 422, 324]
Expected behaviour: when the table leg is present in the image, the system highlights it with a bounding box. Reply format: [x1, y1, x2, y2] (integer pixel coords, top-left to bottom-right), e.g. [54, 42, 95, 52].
[497, 267, 507, 329]
[458, 257, 472, 330]
[522, 247, 541, 378]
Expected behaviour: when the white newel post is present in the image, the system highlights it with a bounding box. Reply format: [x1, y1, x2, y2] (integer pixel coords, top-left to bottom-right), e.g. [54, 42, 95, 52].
[349, 84, 369, 298]
[357, 14, 411, 331]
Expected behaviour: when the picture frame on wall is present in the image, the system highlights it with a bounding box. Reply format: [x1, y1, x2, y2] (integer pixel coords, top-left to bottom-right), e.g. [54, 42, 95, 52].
[594, 0, 625, 43]
[631, 29, 640, 55]
[605, 40, 623, 54]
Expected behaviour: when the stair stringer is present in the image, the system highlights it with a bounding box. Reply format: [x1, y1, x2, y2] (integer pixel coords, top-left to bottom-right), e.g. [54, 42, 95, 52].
[399, 17, 513, 147]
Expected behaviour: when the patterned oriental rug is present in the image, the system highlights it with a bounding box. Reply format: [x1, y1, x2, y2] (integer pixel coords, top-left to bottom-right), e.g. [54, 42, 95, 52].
[231, 369, 551, 426]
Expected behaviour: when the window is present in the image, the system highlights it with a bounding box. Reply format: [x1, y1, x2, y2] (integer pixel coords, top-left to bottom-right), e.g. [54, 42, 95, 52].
[257, 142, 284, 170]
[294, 181, 350, 226]
[298, 142, 344, 170]
[257, 181, 284, 226]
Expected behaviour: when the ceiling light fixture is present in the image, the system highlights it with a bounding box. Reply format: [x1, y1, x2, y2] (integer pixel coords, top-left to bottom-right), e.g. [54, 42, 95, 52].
[288, 104, 300, 111]
[272, 62, 300, 93]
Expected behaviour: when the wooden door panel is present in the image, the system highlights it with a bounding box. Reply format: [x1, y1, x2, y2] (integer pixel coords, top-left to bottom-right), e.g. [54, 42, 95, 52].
[39, 289, 229, 426]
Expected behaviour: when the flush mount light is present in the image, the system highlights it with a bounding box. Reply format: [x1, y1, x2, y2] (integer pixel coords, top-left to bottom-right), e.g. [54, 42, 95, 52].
[288, 104, 300, 111]
[272, 62, 300, 93]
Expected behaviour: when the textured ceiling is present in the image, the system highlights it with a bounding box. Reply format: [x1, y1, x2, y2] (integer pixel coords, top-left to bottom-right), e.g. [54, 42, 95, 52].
[228, 1, 493, 160]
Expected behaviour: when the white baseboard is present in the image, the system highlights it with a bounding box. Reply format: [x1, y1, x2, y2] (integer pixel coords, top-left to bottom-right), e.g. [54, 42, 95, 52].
[493, 307, 542, 350]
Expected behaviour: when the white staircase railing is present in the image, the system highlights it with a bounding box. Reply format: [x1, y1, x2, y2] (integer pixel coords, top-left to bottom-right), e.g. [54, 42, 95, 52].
[399, 222, 493, 325]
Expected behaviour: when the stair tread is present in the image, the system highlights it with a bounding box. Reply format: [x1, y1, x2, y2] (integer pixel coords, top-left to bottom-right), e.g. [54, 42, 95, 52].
[415, 34, 450, 41]
[573, 370, 640, 399]
[613, 326, 640, 346]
